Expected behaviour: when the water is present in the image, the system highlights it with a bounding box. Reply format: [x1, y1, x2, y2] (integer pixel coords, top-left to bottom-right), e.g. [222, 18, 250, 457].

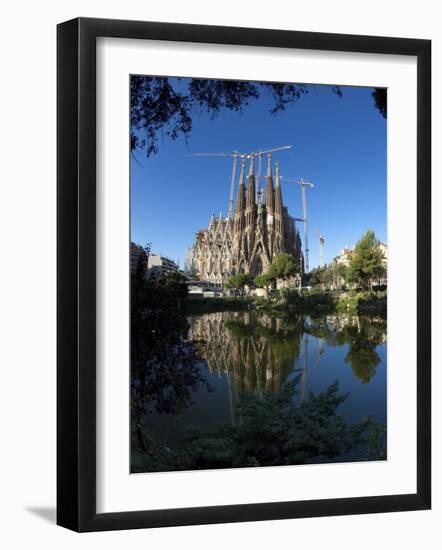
[138, 310, 386, 469]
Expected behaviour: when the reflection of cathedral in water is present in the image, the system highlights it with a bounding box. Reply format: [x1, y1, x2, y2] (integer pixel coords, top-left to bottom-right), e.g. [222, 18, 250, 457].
[188, 311, 302, 397]
[187, 311, 386, 426]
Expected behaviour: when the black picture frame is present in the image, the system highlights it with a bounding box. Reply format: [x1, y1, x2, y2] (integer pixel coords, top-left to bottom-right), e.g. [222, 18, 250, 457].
[57, 17, 431, 532]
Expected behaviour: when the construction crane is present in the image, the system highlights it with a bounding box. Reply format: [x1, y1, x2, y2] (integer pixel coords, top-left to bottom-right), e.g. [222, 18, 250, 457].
[316, 228, 325, 267]
[187, 146, 292, 218]
[280, 177, 314, 272]
[292, 216, 305, 270]
[254, 147, 292, 200]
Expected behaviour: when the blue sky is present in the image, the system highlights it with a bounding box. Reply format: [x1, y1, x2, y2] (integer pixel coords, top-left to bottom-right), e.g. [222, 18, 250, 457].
[131, 79, 386, 270]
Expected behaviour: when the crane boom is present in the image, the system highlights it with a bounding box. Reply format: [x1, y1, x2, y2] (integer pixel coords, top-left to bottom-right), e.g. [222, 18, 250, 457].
[185, 152, 234, 157]
[257, 145, 292, 156]
[187, 145, 292, 160]
[187, 146, 292, 216]
[256, 149, 263, 201]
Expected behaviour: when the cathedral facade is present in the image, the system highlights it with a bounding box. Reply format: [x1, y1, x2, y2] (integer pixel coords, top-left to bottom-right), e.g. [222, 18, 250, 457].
[187, 156, 303, 285]
[186, 213, 233, 285]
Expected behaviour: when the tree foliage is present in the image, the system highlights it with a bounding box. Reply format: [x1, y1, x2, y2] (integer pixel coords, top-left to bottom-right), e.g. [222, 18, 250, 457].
[337, 263, 350, 284]
[349, 230, 386, 290]
[131, 77, 386, 157]
[317, 262, 349, 290]
[269, 253, 298, 280]
[225, 272, 254, 295]
[159, 270, 189, 300]
[131, 260, 211, 453]
[131, 76, 389, 157]
[133, 377, 375, 472]
[254, 271, 275, 291]
[372, 88, 387, 118]
[303, 266, 323, 287]
[303, 231, 386, 293]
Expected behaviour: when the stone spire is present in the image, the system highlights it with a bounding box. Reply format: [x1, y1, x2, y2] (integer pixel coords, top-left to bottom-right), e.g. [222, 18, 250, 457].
[244, 155, 257, 256]
[249, 155, 255, 176]
[234, 160, 246, 215]
[272, 161, 285, 255]
[274, 161, 283, 214]
[257, 185, 264, 215]
[265, 155, 274, 215]
[208, 212, 215, 230]
[246, 156, 256, 209]
[233, 160, 246, 235]
[217, 211, 224, 231]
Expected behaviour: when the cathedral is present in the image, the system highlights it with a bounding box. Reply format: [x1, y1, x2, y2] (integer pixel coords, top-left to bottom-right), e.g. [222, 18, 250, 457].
[187, 156, 303, 285]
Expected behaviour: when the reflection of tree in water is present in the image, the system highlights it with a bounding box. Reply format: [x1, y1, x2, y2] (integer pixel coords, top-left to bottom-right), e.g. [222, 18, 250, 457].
[189, 311, 303, 396]
[345, 342, 381, 384]
[132, 304, 387, 472]
[306, 315, 386, 384]
[131, 269, 212, 457]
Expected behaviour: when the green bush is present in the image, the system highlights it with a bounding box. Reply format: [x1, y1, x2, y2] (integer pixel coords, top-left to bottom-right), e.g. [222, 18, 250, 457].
[334, 290, 387, 316]
[280, 288, 299, 305]
[132, 378, 377, 472]
[253, 296, 266, 307]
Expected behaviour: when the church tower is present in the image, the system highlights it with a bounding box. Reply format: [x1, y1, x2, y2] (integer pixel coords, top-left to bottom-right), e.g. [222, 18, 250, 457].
[232, 159, 247, 272]
[273, 161, 285, 256]
[265, 155, 275, 257]
[233, 161, 246, 233]
[190, 157, 302, 283]
[244, 156, 257, 258]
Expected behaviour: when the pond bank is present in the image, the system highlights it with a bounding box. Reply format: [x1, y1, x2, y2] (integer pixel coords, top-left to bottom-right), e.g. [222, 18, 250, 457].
[184, 290, 387, 317]
[184, 296, 253, 314]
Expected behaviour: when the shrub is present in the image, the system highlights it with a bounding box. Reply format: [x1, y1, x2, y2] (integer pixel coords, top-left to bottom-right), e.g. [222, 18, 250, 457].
[280, 288, 299, 305]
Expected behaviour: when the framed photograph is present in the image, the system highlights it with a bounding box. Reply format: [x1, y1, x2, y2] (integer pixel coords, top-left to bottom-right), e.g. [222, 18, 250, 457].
[57, 17, 431, 532]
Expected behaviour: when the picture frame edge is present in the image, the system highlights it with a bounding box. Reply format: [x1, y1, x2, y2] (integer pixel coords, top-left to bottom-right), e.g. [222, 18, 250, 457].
[56, 17, 432, 533]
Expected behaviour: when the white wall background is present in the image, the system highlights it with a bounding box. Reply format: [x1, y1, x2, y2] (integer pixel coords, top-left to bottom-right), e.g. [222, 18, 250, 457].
[0, 1, 439, 548]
